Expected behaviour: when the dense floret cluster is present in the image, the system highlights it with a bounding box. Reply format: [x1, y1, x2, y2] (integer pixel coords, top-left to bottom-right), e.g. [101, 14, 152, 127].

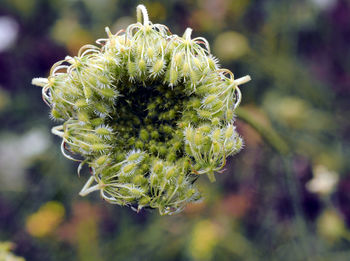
[32, 5, 250, 215]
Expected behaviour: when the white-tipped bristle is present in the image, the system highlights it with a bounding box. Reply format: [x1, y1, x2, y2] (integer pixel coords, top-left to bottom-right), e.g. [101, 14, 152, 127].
[31, 77, 48, 87]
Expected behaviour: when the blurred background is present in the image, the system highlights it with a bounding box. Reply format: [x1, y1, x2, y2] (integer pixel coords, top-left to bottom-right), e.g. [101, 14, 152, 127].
[0, 0, 350, 260]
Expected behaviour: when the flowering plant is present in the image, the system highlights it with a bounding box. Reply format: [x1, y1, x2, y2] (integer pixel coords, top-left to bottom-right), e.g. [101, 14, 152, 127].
[32, 5, 250, 215]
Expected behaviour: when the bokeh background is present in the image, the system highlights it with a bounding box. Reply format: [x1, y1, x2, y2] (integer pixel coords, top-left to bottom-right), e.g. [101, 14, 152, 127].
[0, 0, 350, 260]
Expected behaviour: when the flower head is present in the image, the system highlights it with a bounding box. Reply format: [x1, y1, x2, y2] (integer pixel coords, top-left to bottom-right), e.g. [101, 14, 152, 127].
[32, 5, 250, 215]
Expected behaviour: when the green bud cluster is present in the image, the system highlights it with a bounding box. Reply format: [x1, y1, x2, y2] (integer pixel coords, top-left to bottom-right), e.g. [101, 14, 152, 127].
[32, 5, 250, 215]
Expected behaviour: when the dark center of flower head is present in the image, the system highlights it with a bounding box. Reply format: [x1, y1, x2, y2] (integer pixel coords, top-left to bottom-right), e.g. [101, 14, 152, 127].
[110, 80, 188, 162]
[32, 5, 250, 215]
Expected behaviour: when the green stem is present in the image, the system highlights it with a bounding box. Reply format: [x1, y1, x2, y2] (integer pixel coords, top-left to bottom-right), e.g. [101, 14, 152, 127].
[207, 172, 216, 183]
[237, 107, 313, 258]
[79, 176, 100, 196]
[235, 107, 289, 155]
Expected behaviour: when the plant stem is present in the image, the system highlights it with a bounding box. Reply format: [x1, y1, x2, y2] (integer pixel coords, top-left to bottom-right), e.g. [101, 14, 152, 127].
[235, 107, 289, 155]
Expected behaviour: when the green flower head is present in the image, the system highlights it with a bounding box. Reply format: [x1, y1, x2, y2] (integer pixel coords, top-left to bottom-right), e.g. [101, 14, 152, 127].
[32, 5, 250, 215]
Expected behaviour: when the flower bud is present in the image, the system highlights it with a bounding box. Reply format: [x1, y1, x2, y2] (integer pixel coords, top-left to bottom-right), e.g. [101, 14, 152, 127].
[122, 163, 137, 175]
[126, 150, 143, 162]
[202, 95, 217, 106]
[77, 111, 90, 123]
[151, 59, 165, 76]
[91, 143, 110, 152]
[135, 140, 144, 149]
[91, 117, 105, 126]
[50, 109, 63, 120]
[158, 145, 168, 156]
[127, 61, 137, 79]
[174, 53, 183, 67]
[225, 125, 234, 139]
[83, 85, 93, 100]
[95, 155, 109, 166]
[182, 62, 190, 76]
[208, 56, 218, 70]
[166, 167, 176, 179]
[167, 152, 177, 162]
[84, 133, 101, 143]
[139, 196, 151, 205]
[138, 58, 147, 73]
[211, 117, 220, 125]
[150, 130, 159, 139]
[168, 67, 178, 86]
[212, 141, 221, 154]
[184, 126, 194, 142]
[192, 57, 202, 70]
[226, 109, 234, 120]
[150, 173, 159, 187]
[75, 99, 88, 109]
[153, 161, 164, 174]
[194, 130, 204, 147]
[98, 87, 117, 99]
[96, 126, 112, 136]
[146, 47, 154, 60]
[139, 129, 149, 141]
[212, 129, 222, 141]
[129, 186, 144, 198]
[197, 109, 212, 119]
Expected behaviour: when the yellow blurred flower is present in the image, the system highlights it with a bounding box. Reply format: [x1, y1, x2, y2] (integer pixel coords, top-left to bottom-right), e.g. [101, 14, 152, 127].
[274, 97, 308, 128]
[189, 220, 219, 261]
[213, 31, 249, 61]
[51, 18, 94, 55]
[26, 201, 65, 238]
[317, 209, 346, 243]
[0, 242, 25, 261]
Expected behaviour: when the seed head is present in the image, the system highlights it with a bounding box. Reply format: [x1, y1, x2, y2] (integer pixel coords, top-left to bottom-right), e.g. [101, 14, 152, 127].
[32, 4, 250, 215]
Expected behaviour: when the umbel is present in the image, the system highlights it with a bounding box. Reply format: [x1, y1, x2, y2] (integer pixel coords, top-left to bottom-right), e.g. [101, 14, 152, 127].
[32, 5, 251, 215]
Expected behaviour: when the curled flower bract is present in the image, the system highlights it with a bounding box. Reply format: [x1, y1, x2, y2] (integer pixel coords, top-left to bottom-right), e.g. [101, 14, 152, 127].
[32, 5, 251, 215]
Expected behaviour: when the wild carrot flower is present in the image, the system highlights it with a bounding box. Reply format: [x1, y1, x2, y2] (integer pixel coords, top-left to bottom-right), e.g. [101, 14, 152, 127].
[32, 5, 250, 215]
